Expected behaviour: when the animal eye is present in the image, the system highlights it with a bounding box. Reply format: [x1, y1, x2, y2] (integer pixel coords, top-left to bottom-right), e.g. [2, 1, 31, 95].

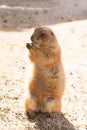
[40, 32, 46, 37]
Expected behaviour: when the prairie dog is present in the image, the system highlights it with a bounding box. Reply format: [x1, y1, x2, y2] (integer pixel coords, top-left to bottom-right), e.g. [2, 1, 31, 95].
[25, 27, 65, 118]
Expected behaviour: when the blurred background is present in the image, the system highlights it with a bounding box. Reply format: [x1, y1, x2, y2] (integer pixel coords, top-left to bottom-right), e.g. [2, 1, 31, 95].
[0, 0, 87, 30]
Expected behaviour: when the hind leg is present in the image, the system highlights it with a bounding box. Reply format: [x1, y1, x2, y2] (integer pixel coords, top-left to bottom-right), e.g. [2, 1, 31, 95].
[25, 93, 37, 118]
[45, 97, 61, 113]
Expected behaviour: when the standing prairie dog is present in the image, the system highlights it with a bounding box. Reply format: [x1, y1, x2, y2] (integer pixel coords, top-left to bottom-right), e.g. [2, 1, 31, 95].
[25, 27, 65, 118]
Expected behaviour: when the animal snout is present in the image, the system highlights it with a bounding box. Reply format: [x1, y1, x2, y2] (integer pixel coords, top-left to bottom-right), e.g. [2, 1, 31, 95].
[31, 35, 34, 41]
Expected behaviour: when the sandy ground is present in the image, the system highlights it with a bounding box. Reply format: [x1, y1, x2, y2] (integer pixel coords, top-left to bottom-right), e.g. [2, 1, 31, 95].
[0, 0, 87, 130]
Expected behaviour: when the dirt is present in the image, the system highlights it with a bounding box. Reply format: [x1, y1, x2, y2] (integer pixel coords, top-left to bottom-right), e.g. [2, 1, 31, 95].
[0, 0, 87, 130]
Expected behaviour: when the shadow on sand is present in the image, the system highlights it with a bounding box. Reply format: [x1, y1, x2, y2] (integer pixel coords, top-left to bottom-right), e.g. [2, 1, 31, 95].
[26, 112, 76, 130]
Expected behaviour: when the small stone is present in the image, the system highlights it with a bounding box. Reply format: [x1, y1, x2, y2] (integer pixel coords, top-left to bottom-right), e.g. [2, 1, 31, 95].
[70, 72, 73, 75]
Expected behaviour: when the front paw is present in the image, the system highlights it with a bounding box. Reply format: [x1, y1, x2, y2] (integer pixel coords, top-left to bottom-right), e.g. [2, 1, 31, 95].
[26, 109, 36, 119]
[26, 43, 33, 49]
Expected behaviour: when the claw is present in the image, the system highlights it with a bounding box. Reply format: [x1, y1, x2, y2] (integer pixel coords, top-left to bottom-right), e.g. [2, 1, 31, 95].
[26, 110, 36, 119]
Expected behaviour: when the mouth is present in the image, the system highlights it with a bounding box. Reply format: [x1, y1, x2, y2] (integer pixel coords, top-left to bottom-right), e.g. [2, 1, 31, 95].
[26, 34, 36, 49]
[26, 34, 40, 49]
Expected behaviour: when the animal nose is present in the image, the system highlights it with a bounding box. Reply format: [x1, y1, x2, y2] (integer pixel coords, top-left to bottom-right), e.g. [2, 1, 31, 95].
[31, 35, 33, 41]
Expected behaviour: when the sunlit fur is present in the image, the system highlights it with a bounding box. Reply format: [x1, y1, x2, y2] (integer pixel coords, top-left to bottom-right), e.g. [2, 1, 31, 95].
[25, 27, 65, 118]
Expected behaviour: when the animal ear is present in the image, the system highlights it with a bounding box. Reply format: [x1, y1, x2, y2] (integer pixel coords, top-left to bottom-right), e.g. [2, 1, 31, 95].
[51, 31, 54, 35]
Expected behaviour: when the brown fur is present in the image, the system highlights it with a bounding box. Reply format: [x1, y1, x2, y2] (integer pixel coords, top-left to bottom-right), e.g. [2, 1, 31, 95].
[25, 27, 65, 118]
